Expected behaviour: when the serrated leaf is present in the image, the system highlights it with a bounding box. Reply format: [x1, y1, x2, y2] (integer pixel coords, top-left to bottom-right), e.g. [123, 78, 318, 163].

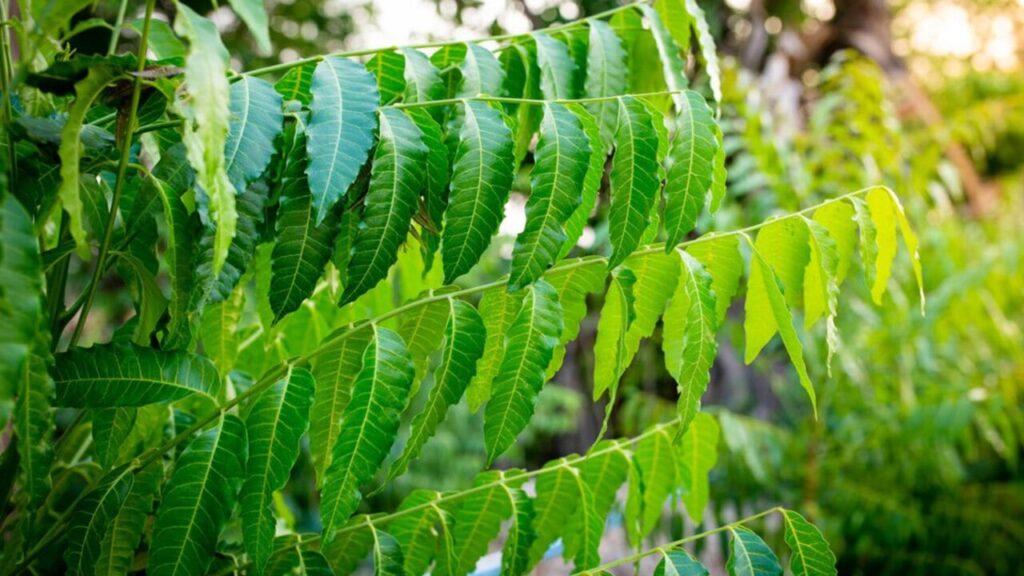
[450, 470, 523, 575]
[758, 218, 811, 309]
[306, 56, 379, 223]
[199, 282, 244, 376]
[781, 510, 837, 576]
[501, 486, 536, 576]
[542, 257, 605, 378]
[227, 0, 271, 52]
[880, 190, 924, 311]
[533, 31, 577, 99]
[687, 235, 743, 323]
[527, 460, 581, 567]
[147, 172, 194, 349]
[402, 48, 443, 104]
[225, 77, 283, 194]
[149, 415, 247, 576]
[608, 96, 661, 269]
[593, 269, 637, 401]
[638, 4, 688, 106]
[175, 5, 236, 275]
[458, 43, 504, 97]
[656, 549, 709, 576]
[484, 280, 563, 464]
[585, 20, 628, 146]
[636, 425, 676, 538]
[654, 0, 693, 52]
[95, 461, 163, 576]
[663, 251, 717, 435]
[322, 517, 374, 575]
[92, 405, 167, 473]
[265, 547, 333, 576]
[466, 287, 522, 411]
[623, 251, 681, 357]
[396, 293, 451, 390]
[367, 50, 406, 104]
[727, 527, 782, 576]
[568, 471, 604, 570]
[562, 442, 629, 562]
[65, 465, 134, 576]
[664, 91, 717, 249]
[390, 490, 454, 576]
[404, 108, 449, 266]
[241, 367, 315, 572]
[812, 200, 857, 285]
[709, 123, 727, 212]
[391, 299, 484, 479]
[341, 108, 427, 304]
[849, 196, 877, 292]
[560, 105, 606, 259]
[677, 412, 719, 524]
[744, 241, 816, 413]
[686, 0, 721, 106]
[442, 100, 515, 282]
[509, 103, 590, 289]
[320, 326, 415, 542]
[867, 187, 899, 304]
[53, 344, 218, 407]
[802, 217, 840, 371]
[501, 43, 542, 166]
[271, 127, 338, 322]
[274, 62, 315, 104]
[195, 183, 265, 306]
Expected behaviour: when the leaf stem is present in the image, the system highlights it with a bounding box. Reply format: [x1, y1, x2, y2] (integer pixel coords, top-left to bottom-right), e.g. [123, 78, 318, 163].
[68, 0, 156, 347]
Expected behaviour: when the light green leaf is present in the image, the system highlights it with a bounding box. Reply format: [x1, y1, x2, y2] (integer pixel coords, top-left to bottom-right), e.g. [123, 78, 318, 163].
[390, 490, 454, 576]
[802, 217, 840, 371]
[883, 190, 925, 311]
[758, 218, 811, 309]
[542, 256, 606, 378]
[65, 465, 134, 576]
[396, 293, 451, 391]
[227, 0, 271, 52]
[608, 96, 661, 269]
[687, 235, 743, 323]
[593, 269, 637, 401]
[781, 510, 837, 576]
[391, 299, 485, 479]
[638, 4, 688, 106]
[568, 470, 604, 570]
[654, 0, 693, 52]
[623, 251, 681, 358]
[306, 56, 379, 223]
[95, 461, 163, 576]
[677, 412, 719, 524]
[367, 50, 406, 104]
[466, 287, 522, 411]
[560, 105, 606, 259]
[636, 425, 676, 538]
[458, 43, 504, 97]
[812, 200, 857, 285]
[509, 103, 590, 289]
[501, 486, 536, 576]
[585, 19, 628, 146]
[175, 4, 236, 275]
[663, 251, 717, 435]
[370, 527, 405, 576]
[664, 91, 717, 249]
[342, 108, 427, 304]
[442, 100, 515, 282]
[527, 460, 581, 567]
[149, 415, 247, 576]
[199, 282, 244, 376]
[274, 62, 315, 105]
[727, 526, 782, 576]
[320, 326, 415, 542]
[686, 0, 721, 106]
[709, 123, 727, 212]
[241, 367, 315, 572]
[225, 77, 283, 193]
[309, 329, 373, 485]
[194, 182, 265, 306]
[146, 169, 194, 349]
[484, 280, 563, 464]
[450, 470, 523, 575]
[867, 187, 922, 308]
[53, 344, 218, 408]
[533, 31, 577, 99]
[59, 64, 118, 257]
[562, 442, 629, 562]
[744, 241, 816, 413]
[849, 196, 877, 293]
[656, 549, 709, 576]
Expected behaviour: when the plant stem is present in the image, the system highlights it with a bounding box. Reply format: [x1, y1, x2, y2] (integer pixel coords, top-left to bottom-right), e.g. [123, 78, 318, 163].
[239, 0, 649, 80]
[107, 0, 130, 55]
[68, 0, 156, 347]
[0, 0, 17, 186]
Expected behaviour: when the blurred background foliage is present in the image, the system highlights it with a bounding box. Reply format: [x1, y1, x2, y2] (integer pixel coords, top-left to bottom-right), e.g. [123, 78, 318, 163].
[54, 0, 1023, 574]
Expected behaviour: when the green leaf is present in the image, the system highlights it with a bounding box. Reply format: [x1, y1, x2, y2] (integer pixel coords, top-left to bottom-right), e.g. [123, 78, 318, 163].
[341, 108, 427, 304]
[396, 293, 451, 391]
[663, 251, 717, 435]
[53, 344, 218, 408]
[585, 19, 628, 146]
[367, 50, 406, 105]
[879, 189, 924, 311]
[458, 43, 504, 97]
[744, 240, 816, 413]
[402, 48, 443, 104]
[266, 547, 333, 576]
[542, 257, 605, 378]
[175, 4, 236, 275]
[309, 329, 373, 485]
[275, 62, 316, 105]
[466, 287, 522, 411]
[593, 269, 637, 401]
[654, 0, 693, 52]
[781, 509, 838, 576]
[371, 527, 406, 576]
[533, 31, 577, 99]
[664, 91, 717, 248]
[656, 550, 709, 576]
[58, 64, 117, 257]
[322, 517, 374, 575]
[812, 200, 857, 285]
[149, 415, 247, 576]
[867, 187, 898, 304]
[623, 251, 681, 360]
[484, 280, 564, 464]
[560, 105, 606, 259]
[199, 282, 244, 376]
[709, 123, 727, 212]
[636, 425, 676, 538]
[686, 0, 721, 106]
[271, 127, 338, 322]
[391, 299, 485, 479]
[849, 196, 877, 291]
[92, 405, 167, 472]
[450, 470, 522, 575]
[390, 490, 454, 576]
[677, 412, 719, 524]
[225, 77, 283, 193]
[509, 103, 590, 289]
[501, 43, 542, 166]
[320, 326, 415, 542]
[527, 460, 581, 567]
[65, 465, 134, 576]
[638, 4, 688, 105]
[95, 461, 163, 576]
[306, 56, 379, 223]
[727, 527, 782, 576]
[802, 217, 840, 370]
[758, 219, 811, 309]
[442, 100, 515, 282]
[562, 442, 629, 562]
[501, 486, 536, 576]
[227, 0, 271, 52]
[195, 183, 265, 306]
[147, 171, 194, 349]
[241, 367, 315, 572]
[687, 235, 743, 323]
[608, 96, 661, 269]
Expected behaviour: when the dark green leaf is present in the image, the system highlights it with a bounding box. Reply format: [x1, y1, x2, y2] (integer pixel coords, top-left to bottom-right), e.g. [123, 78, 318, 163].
[608, 96, 661, 269]
[663, 91, 717, 248]
[65, 466, 134, 576]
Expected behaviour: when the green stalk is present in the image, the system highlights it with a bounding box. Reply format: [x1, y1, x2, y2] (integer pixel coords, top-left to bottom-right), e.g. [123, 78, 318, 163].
[69, 0, 156, 347]
[107, 0, 130, 55]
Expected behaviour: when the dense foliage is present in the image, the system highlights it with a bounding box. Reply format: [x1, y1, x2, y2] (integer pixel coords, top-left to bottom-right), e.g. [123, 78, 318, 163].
[0, 0, 977, 575]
